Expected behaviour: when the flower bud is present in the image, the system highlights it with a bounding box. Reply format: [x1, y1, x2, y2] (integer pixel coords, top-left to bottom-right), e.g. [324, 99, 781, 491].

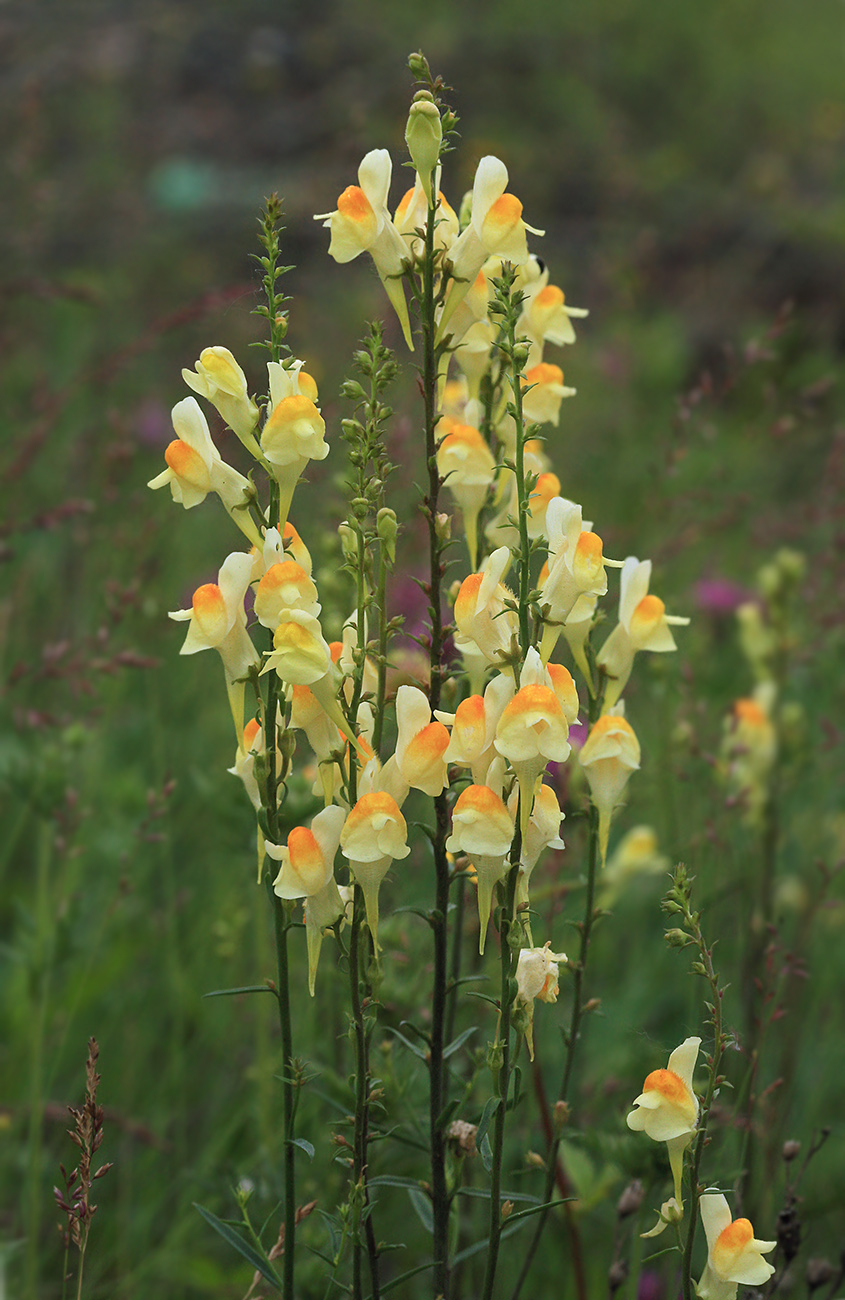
[405, 96, 442, 202]
[435, 511, 452, 543]
[377, 508, 398, 563]
[553, 1100, 570, 1132]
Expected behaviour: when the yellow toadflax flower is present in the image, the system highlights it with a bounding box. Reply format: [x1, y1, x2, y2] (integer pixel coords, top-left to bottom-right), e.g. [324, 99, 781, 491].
[340, 792, 410, 950]
[626, 1036, 700, 1205]
[446, 780, 515, 953]
[168, 551, 260, 739]
[147, 397, 261, 546]
[260, 361, 328, 530]
[436, 419, 497, 569]
[696, 1192, 776, 1300]
[597, 556, 689, 708]
[181, 346, 260, 445]
[266, 804, 347, 996]
[394, 685, 451, 797]
[439, 155, 543, 337]
[578, 710, 641, 866]
[315, 149, 413, 349]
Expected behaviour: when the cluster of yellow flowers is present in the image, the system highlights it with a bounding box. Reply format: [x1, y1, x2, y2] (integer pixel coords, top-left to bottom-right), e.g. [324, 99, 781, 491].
[628, 1038, 776, 1297]
[146, 116, 695, 1057]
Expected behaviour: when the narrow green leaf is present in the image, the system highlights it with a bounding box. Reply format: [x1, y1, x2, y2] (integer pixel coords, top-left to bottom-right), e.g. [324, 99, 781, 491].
[405, 1187, 433, 1235]
[290, 1137, 315, 1160]
[202, 984, 275, 999]
[374, 1261, 433, 1297]
[384, 1027, 428, 1061]
[193, 1204, 282, 1290]
[455, 1187, 541, 1204]
[369, 1175, 428, 1191]
[465, 991, 501, 1010]
[476, 1096, 501, 1153]
[443, 1026, 478, 1059]
[480, 1132, 493, 1173]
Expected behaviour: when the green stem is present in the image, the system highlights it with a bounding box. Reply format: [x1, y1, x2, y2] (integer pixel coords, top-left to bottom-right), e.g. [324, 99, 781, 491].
[681, 940, 725, 1300]
[480, 859, 521, 1300]
[268, 885, 297, 1299]
[509, 802, 600, 1300]
[509, 338, 531, 665]
[418, 183, 451, 1300]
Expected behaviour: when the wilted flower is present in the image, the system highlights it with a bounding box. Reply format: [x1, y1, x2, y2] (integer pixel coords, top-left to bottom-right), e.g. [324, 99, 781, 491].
[697, 1192, 776, 1300]
[514, 943, 567, 1059]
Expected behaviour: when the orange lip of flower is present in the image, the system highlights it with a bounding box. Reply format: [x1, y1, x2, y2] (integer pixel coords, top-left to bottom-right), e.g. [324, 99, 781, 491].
[630, 593, 666, 635]
[407, 721, 450, 764]
[734, 698, 767, 727]
[713, 1217, 754, 1264]
[243, 718, 262, 749]
[191, 583, 227, 635]
[454, 694, 485, 740]
[483, 192, 523, 236]
[455, 572, 484, 619]
[297, 372, 319, 402]
[588, 713, 636, 743]
[395, 188, 415, 221]
[530, 473, 561, 510]
[534, 285, 565, 310]
[165, 439, 210, 488]
[264, 394, 322, 432]
[524, 362, 564, 387]
[574, 530, 604, 574]
[337, 185, 375, 223]
[258, 560, 310, 593]
[347, 791, 404, 830]
[453, 784, 508, 817]
[286, 826, 327, 891]
[642, 1067, 693, 1106]
[507, 683, 562, 717]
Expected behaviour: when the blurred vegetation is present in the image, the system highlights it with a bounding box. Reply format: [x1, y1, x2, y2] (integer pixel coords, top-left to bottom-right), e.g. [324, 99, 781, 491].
[1, 1, 843, 1297]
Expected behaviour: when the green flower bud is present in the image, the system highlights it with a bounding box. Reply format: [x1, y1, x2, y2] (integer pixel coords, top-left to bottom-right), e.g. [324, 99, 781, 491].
[376, 507, 398, 564]
[405, 97, 442, 203]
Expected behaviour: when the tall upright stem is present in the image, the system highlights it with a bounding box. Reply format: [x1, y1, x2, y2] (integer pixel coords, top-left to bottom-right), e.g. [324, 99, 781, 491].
[510, 802, 600, 1300]
[419, 184, 451, 1299]
[268, 885, 297, 1299]
[480, 858, 521, 1300]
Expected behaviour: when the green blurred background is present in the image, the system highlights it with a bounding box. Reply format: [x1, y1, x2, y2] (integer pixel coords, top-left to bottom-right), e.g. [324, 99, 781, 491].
[1, 1, 843, 1296]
